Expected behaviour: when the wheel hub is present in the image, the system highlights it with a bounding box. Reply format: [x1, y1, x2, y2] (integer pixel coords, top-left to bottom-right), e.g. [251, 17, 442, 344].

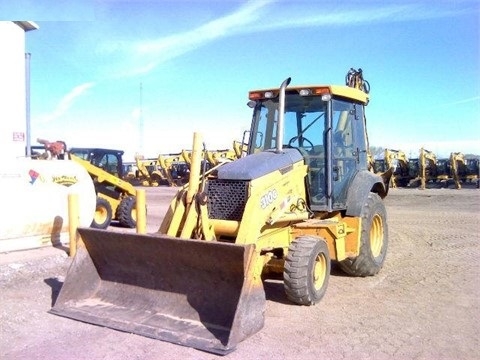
[370, 214, 384, 258]
[313, 254, 327, 290]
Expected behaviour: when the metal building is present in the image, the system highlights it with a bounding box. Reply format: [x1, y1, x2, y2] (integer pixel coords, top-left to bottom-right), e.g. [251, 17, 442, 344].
[0, 21, 38, 160]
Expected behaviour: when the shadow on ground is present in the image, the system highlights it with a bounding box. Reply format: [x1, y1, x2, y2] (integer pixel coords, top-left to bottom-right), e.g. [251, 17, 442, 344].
[44, 277, 63, 307]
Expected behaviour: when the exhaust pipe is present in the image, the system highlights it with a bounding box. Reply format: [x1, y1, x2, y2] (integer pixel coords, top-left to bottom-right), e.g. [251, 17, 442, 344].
[276, 77, 291, 154]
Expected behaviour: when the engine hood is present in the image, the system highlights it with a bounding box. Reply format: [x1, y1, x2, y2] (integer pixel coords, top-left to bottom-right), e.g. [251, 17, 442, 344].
[217, 149, 303, 181]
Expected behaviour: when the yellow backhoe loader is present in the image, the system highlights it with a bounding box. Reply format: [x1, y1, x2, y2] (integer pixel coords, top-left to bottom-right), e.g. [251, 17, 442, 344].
[449, 152, 466, 189]
[158, 153, 189, 186]
[182, 145, 238, 170]
[50, 71, 392, 354]
[134, 156, 160, 186]
[416, 148, 460, 189]
[418, 147, 437, 189]
[384, 149, 410, 188]
[206, 148, 238, 166]
[233, 139, 248, 158]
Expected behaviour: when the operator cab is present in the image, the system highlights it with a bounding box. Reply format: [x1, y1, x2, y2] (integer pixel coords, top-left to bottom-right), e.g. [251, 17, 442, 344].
[247, 85, 369, 211]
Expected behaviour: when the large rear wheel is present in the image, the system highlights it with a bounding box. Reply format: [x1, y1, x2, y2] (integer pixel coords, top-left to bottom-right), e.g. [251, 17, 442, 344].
[116, 195, 137, 228]
[284, 236, 330, 305]
[90, 197, 112, 229]
[340, 192, 388, 276]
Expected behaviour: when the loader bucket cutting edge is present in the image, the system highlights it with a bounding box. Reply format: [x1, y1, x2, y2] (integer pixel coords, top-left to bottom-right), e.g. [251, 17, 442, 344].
[49, 228, 266, 355]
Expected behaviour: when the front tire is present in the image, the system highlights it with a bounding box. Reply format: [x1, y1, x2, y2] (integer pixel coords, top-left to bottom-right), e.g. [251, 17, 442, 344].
[340, 192, 388, 276]
[116, 195, 137, 228]
[91, 197, 112, 229]
[284, 236, 331, 305]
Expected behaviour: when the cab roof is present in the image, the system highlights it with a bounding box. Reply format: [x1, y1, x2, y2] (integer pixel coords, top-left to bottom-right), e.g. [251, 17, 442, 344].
[249, 84, 369, 104]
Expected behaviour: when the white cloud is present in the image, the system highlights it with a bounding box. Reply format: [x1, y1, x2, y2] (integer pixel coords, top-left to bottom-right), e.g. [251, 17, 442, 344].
[102, 0, 274, 78]
[440, 96, 480, 107]
[257, 3, 471, 30]
[36, 82, 95, 124]
[135, 0, 274, 55]
[101, 0, 472, 78]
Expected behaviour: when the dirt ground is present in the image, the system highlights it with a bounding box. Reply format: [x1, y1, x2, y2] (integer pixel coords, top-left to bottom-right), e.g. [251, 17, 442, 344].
[1, 187, 479, 360]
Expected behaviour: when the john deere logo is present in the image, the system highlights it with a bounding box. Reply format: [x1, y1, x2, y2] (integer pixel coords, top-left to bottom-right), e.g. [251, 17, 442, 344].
[52, 175, 78, 187]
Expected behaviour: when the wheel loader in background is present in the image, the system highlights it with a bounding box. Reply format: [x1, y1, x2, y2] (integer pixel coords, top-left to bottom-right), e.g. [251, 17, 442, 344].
[68, 148, 138, 229]
[50, 70, 392, 354]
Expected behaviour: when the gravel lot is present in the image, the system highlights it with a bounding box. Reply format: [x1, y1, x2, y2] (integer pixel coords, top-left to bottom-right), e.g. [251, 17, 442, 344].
[1, 187, 479, 360]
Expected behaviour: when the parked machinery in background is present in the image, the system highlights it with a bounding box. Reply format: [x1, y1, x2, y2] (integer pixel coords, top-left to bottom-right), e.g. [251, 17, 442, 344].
[449, 152, 466, 189]
[384, 149, 410, 188]
[459, 157, 479, 188]
[33, 140, 138, 229]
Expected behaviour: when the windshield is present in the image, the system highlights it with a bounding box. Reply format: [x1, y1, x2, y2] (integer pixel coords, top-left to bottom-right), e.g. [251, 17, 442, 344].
[249, 93, 329, 208]
[69, 149, 90, 160]
[249, 93, 327, 154]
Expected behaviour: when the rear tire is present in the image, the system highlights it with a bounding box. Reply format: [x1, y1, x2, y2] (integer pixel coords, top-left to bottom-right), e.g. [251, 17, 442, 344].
[117, 195, 136, 228]
[339, 192, 388, 276]
[284, 236, 330, 305]
[91, 197, 112, 229]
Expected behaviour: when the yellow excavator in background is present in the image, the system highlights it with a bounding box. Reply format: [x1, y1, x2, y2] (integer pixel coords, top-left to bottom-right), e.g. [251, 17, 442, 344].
[419, 147, 437, 189]
[205, 147, 238, 166]
[384, 149, 409, 188]
[182, 143, 241, 169]
[233, 139, 248, 158]
[449, 152, 466, 189]
[50, 70, 392, 354]
[134, 156, 161, 186]
[158, 153, 189, 186]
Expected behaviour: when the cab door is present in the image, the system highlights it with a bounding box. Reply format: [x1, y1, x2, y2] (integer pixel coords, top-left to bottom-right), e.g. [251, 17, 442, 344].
[331, 99, 367, 208]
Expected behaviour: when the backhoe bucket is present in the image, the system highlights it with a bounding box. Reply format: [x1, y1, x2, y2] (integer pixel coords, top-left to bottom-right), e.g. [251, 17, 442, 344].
[50, 228, 266, 354]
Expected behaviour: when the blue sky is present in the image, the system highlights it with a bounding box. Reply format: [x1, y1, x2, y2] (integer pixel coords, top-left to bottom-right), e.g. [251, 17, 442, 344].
[3, 0, 480, 160]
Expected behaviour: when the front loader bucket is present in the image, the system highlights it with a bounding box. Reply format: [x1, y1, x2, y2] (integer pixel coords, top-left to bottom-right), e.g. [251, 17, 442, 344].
[50, 228, 266, 355]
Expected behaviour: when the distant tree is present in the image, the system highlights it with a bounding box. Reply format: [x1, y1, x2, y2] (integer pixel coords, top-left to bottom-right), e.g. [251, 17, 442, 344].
[465, 154, 480, 159]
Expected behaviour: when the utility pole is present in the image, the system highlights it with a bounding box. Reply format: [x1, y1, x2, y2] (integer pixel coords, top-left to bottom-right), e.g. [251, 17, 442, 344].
[139, 82, 144, 155]
[25, 52, 31, 157]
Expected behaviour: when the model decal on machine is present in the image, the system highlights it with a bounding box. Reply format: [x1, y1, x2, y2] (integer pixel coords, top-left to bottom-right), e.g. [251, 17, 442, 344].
[260, 189, 278, 209]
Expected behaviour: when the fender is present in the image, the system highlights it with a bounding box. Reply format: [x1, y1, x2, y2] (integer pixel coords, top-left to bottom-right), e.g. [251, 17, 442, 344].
[345, 169, 391, 217]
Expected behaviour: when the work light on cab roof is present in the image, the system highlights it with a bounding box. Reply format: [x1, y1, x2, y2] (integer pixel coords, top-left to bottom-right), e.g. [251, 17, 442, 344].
[249, 84, 368, 104]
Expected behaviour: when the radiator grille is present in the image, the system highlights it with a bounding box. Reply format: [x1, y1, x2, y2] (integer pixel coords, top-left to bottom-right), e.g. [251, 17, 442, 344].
[206, 179, 249, 221]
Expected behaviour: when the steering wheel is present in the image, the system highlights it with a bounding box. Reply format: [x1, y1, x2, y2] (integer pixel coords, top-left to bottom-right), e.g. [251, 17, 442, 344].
[288, 136, 314, 152]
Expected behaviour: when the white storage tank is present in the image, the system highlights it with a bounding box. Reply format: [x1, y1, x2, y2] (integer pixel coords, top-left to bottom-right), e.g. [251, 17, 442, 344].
[0, 159, 96, 252]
